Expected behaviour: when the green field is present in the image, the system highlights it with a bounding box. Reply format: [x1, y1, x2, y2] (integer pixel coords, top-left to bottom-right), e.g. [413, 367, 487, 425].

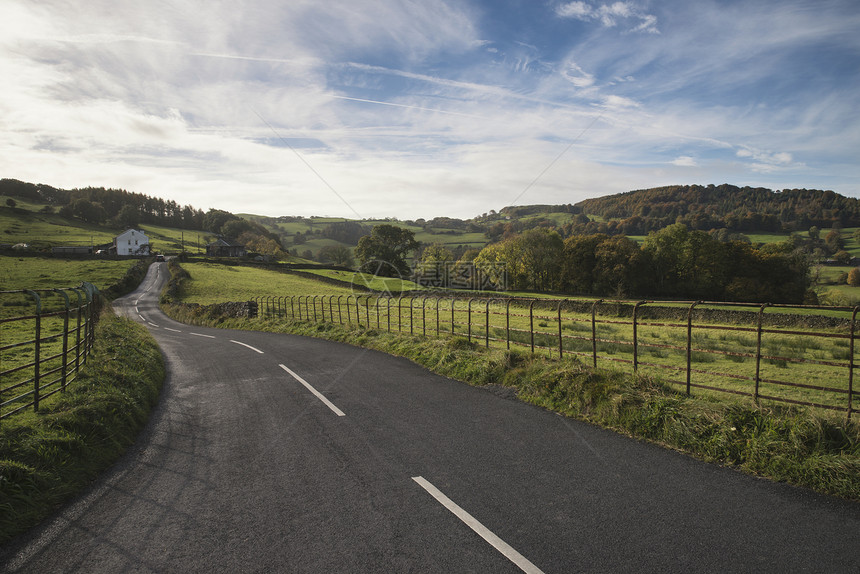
[0, 256, 138, 294]
[1, 204, 117, 250]
[1, 256, 138, 382]
[0, 202, 217, 255]
[176, 262, 356, 304]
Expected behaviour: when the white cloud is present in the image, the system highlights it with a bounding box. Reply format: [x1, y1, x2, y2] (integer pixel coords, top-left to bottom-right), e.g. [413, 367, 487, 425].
[556, 1, 659, 33]
[672, 156, 697, 167]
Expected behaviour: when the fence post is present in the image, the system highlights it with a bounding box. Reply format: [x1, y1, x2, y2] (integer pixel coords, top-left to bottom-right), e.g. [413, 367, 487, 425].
[557, 300, 563, 358]
[72, 288, 84, 376]
[451, 298, 456, 335]
[422, 297, 429, 337]
[486, 299, 491, 348]
[54, 289, 71, 392]
[26, 291, 41, 411]
[376, 296, 382, 329]
[409, 297, 415, 334]
[436, 297, 441, 337]
[290, 296, 295, 319]
[591, 299, 602, 368]
[354, 295, 361, 327]
[686, 301, 700, 395]
[468, 298, 475, 342]
[304, 296, 310, 321]
[754, 304, 768, 401]
[83, 284, 94, 360]
[387, 297, 392, 332]
[848, 306, 857, 420]
[337, 295, 344, 324]
[633, 301, 647, 374]
[312, 296, 318, 322]
[529, 300, 536, 354]
[506, 299, 512, 350]
[397, 297, 403, 332]
[365, 295, 371, 326]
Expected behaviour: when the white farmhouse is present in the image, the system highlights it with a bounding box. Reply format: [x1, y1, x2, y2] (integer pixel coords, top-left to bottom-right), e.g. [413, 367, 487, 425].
[114, 229, 150, 256]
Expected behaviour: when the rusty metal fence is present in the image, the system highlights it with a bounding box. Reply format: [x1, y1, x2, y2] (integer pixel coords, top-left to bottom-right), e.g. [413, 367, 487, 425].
[0, 283, 101, 421]
[252, 294, 858, 418]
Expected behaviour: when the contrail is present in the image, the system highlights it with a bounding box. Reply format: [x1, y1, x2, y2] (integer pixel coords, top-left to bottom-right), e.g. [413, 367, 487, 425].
[330, 95, 484, 119]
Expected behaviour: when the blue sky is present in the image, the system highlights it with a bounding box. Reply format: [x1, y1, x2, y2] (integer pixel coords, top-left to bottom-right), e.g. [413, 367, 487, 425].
[1, 0, 858, 219]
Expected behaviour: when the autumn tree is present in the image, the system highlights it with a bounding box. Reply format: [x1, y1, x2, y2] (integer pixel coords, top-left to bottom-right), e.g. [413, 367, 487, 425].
[355, 224, 419, 276]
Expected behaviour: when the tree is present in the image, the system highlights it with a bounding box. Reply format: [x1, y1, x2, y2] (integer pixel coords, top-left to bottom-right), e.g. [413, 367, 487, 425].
[317, 245, 355, 268]
[355, 224, 419, 277]
[420, 243, 454, 264]
[825, 229, 844, 253]
[848, 268, 860, 287]
[5, 198, 15, 208]
[116, 204, 140, 228]
[221, 219, 255, 240]
[834, 250, 852, 265]
[70, 198, 107, 224]
[474, 228, 563, 291]
[203, 209, 239, 234]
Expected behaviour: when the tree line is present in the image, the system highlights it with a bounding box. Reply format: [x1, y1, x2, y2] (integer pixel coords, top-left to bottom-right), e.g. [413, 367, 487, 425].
[472, 225, 812, 303]
[575, 184, 860, 233]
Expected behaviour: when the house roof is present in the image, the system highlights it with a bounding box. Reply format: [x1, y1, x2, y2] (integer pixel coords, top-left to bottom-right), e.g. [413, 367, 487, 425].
[208, 238, 245, 248]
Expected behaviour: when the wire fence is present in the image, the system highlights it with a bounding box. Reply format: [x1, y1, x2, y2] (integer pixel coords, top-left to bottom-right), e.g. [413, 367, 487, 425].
[252, 293, 858, 418]
[0, 283, 101, 421]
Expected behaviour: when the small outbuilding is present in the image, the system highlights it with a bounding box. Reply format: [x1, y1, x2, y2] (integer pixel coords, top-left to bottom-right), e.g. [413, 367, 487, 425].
[206, 238, 246, 257]
[114, 229, 150, 256]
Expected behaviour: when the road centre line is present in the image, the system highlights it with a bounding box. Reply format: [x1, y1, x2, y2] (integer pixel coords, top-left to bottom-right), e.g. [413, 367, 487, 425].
[163, 327, 182, 333]
[411, 476, 545, 574]
[278, 364, 346, 417]
[148, 322, 159, 328]
[230, 340, 264, 354]
[190, 332, 216, 339]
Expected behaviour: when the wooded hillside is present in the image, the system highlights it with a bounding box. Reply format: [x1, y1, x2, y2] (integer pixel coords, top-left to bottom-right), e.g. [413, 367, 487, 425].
[574, 184, 860, 234]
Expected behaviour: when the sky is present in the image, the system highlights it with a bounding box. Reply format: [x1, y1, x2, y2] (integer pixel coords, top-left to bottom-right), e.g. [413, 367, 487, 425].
[1, 0, 858, 220]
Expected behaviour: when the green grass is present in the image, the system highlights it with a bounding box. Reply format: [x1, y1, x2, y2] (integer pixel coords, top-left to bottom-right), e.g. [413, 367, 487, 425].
[173, 262, 356, 304]
[301, 268, 424, 292]
[1, 255, 139, 293]
[0, 310, 165, 543]
[0, 205, 118, 250]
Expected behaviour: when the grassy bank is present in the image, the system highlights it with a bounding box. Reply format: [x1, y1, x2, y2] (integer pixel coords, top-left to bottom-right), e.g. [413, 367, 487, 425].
[165, 303, 860, 502]
[0, 310, 164, 544]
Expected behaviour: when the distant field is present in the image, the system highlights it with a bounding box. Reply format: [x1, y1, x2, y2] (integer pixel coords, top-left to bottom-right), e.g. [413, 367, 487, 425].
[0, 205, 117, 249]
[176, 262, 356, 304]
[300, 268, 424, 292]
[0, 202, 216, 254]
[0, 256, 138, 293]
[138, 224, 217, 255]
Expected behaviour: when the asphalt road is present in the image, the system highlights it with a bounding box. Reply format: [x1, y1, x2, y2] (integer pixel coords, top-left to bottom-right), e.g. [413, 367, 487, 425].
[1, 262, 858, 573]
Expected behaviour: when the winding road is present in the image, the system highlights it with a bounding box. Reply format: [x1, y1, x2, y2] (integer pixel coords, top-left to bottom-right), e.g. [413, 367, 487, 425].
[1, 262, 858, 572]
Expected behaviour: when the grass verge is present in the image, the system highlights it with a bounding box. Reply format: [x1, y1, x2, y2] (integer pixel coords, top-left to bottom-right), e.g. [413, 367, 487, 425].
[165, 303, 860, 502]
[0, 310, 164, 544]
